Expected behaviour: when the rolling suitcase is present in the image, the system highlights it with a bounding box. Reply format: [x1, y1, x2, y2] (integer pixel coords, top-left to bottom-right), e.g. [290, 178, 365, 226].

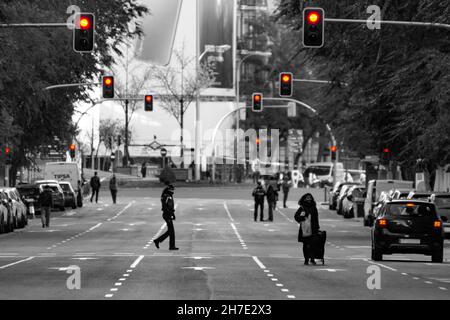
[311, 230, 327, 265]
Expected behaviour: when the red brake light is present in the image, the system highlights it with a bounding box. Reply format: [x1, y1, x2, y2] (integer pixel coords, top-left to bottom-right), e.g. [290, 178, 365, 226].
[378, 218, 387, 227]
[434, 220, 442, 229]
[406, 203, 415, 207]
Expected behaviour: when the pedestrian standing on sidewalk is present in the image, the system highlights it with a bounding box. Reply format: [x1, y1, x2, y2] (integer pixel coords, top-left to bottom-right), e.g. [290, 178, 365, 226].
[90, 171, 101, 203]
[252, 181, 266, 222]
[141, 162, 147, 178]
[282, 174, 292, 208]
[295, 193, 320, 265]
[266, 183, 276, 222]
[109, 174, 118, 204]
[154, 184, 179, 250]
[38, 186, 53, 228]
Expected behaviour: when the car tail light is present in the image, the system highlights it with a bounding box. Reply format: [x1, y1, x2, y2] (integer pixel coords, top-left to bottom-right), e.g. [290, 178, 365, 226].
[377, 218, 388, 227]
[434, 220, 442, 229]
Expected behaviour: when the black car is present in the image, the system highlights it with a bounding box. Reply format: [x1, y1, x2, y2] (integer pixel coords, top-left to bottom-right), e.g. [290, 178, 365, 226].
[16, 183, 41, 214]
[371, 200, 444, 262]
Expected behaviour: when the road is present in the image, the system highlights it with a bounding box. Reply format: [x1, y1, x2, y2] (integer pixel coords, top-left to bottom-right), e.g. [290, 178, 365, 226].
[0, 186, 449, 300]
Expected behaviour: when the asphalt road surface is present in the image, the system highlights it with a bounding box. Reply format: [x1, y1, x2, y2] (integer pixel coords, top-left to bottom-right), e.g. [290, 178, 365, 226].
[0, 187, 449, 300]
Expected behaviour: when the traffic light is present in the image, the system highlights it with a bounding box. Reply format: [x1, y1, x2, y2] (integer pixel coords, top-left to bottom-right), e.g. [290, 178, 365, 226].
[279, 72, 293, 97]
[381, 148, 390, 164]
[73, 13, 95, 53]
[331, 145, 337, 161]
[102, 76, 114, 99]
[69, 144, 76, 159]
[144, 95, 153, 112]
[5, 147, 12, 165]
[117, 135, 122, 146]
[303, 8, 325, 48]
[252, 93, 263, 112]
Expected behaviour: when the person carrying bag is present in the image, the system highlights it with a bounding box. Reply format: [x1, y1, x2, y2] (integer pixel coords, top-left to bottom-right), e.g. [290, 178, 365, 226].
[295, 193, 320, 265]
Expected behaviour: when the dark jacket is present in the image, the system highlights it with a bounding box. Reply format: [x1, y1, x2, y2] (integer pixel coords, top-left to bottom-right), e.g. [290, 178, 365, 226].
[109, 177, 117, 191]
[295, 193, 320, 242]
[266, 185, 276, 202]
[282, 178, 291, 192]
[39, 189, 53, 207]
[252, 185, 266, 202]
[90, 176, 101, 189]
[161, 188, 175, 220]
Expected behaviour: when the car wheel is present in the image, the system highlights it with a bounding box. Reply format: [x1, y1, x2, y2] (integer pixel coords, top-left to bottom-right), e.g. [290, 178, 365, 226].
[432, 249, 443, 263]
[371, 246, 383, 261]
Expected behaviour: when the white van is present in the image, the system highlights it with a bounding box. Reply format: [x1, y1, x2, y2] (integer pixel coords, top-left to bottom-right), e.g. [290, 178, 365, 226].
[363, 179, 414, 226]
[44, 162, 81, 193]
[304, 162, 351, 187]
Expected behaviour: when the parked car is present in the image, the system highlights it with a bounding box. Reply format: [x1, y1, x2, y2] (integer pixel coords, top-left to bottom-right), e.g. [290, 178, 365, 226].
[391, 188, 412, 200]
[371, 200, 444, 262]
[407, 191, 433, 201]
[329, 181, 360, 210]
[0, 191, 11, 233]
[372, 191, 392, 219]
[364, 180, 414, 227]
[59, 181, 77, 209]
[38, 184, 65, 211]
[429, 193, 450, 239]
[16, 183, 41, 215]
[342, 185, 366, 218]
[1, 188, 28, 229]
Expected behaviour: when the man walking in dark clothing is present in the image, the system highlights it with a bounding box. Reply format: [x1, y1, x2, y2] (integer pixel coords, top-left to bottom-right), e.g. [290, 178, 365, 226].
[295, 193, 320, 265]
[154, 184, 178, 250]
[252, 181, 266, 222]
[39, 186, 53, 228]
[90, 171, 101, 203]
[141, 162, 147, 178]
[109, 174, 118, 204]
[282, 174, 292, 208]
[266, 184, 276, 222]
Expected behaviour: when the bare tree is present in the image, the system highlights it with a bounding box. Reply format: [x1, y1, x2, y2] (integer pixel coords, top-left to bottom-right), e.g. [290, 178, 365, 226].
[152, 46, 216, 167]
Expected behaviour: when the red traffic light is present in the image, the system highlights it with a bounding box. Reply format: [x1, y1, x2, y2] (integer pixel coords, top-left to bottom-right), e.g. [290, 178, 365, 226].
[383, 148, 390, 153]
[330, 146, 337, 152]
[79, 17, 91, 29]
[256, 138, 260, 145]
[307, 11, 320, 24]
[282, 74, 291, 83]
[254, 94, 261, 102]
[5, 147, 11, 155]
[104, 76, 113, 87]
[145, 95, 152, 103]
[69, 144, 76, 151]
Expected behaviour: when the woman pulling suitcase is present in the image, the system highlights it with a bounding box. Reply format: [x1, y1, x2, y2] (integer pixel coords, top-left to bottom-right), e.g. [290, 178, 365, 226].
[295, 193, 322, 265]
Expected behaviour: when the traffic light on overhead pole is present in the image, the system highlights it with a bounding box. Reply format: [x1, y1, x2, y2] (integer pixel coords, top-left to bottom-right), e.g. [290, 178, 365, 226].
[330, 145, 337, 161]
[252, 93, 263, 112]
[5, 147, 12, 165]
[73, 13, 95, 53]
[303, 8, 325, 48]
[381, 147, 390, 164]
[144, 95, 153, 112]
[279, 72, 293, 97]
[102, 76, 114, 99]
[69, 144, 76, 159]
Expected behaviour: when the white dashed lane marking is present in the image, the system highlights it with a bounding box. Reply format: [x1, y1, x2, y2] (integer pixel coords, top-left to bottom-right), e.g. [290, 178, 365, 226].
[252, 256, 295, 299]
[104, 255, 144, 299]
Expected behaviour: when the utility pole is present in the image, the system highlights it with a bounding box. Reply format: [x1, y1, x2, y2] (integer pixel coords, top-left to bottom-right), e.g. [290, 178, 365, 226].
[124, 99, 129, 167]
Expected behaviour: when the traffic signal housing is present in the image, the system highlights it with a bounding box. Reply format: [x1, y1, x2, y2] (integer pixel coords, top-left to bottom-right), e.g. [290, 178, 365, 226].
[330, 145, 337, 161]
[69, 144, 76, 159]
[102, 76, 114, 99]
[73, 13, 95, 53]
[5, 147, 12, 165]
[381, 148, 390, 164]
[144, 95, 153, 112]
[252, 93, 263, 112]
[117, 135, 122, 146]
[303, 8, 325, 48]
[279, 72, 293, 97]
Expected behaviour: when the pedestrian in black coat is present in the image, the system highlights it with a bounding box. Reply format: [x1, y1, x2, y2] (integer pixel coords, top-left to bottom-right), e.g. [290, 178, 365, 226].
[252, 181, 266, 221]
[154, 184, 178, 250]
[266, 184, 276, 221]
[295, 193, 320, 265]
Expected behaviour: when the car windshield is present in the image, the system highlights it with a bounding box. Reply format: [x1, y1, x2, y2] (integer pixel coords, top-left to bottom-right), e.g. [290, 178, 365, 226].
[434, 196, 450, 208]
[386, 203, 435, 217]
[17, 187, 39, 197]
[304, 166, 331, 176]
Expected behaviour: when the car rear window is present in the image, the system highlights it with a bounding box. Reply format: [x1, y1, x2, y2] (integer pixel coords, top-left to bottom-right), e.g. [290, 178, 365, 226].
[385, 203, 435, 217]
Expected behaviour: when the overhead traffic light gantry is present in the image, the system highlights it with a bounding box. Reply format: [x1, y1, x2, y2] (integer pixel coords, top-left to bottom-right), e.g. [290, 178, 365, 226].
[303, 8, 325, 48]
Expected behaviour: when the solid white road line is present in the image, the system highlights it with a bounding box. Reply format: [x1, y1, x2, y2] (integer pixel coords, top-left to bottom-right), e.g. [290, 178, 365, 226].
[223, 202, 234, 222]
[252, 256, 266, 269]
[130, 255, 145, 269]
[0, 257, 34, 269]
